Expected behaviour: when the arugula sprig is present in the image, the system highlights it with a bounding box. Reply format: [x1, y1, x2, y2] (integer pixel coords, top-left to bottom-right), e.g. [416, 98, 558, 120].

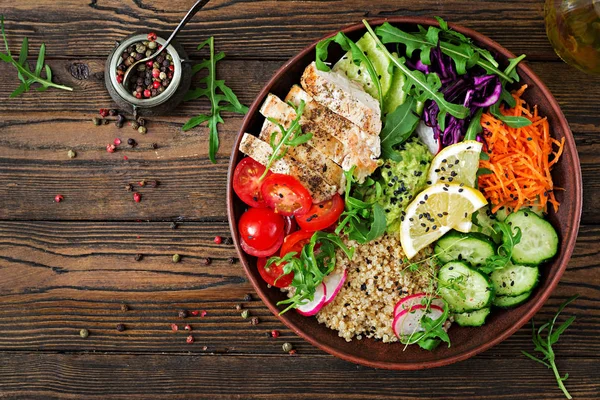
[522, 295, 579, 399]
[183, 37, 248, 163]
[379, 96, 421, 161]
[266, 231, 354, 314]
[334, 166, 387, 244]
[478, 221, 522, 274]
[362, 20, 469, 121]
[315, 31, 383, 112]
[259, 100, 313, 180]
[0, 15, 72, 98]
[488, 54, 532, 128]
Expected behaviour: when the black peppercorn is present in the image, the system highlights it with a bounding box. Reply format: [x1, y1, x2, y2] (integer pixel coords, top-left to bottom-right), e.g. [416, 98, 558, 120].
[116, 323, 126, 332]
[104, 119, 110, 125]
[121, 304, 129, 312]
[92, 117, 101, 126]
[178, 309, 188, 318]
[127, 138, 136, 147]
[201, 257, 211, 266]
[134, 253, 143, 261]
[126, 183, 133, 192]
[151, 143, 158, 149]
[224, 237, 233, 245]
[170, 222, 178, 229]
[137, 118, 146, 127]
[244, 293, 253, 302]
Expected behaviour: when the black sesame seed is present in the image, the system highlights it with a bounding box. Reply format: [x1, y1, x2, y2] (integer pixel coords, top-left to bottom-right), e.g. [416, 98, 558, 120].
[360, 283, 367, 291]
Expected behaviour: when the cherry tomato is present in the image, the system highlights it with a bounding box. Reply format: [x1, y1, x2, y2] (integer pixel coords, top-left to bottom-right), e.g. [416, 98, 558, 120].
[280, 230, 314, 257]
[261, 174, 312, 216]
[283, 216, 298, 236]
[296, 193, 345, 232]
[233, 157, 271, 208]
[240, 233, 283, 257]
[257, 257, 293, 288]
[238, 208, 284, 251]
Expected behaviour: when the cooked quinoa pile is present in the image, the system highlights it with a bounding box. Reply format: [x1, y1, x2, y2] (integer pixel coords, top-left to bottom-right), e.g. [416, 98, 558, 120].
[316, 234, 437, 343]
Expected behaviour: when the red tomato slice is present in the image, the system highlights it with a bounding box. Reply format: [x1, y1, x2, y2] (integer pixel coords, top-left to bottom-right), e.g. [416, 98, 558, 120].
[296, 193, 345, 232]
[280, 230, 314, 257]
[256, 257, 294, 288]
[240, 233, 283, 257]
[238, 207, 285, 251]
[261, 174, 313, 216]
[233, 157, 271, 208]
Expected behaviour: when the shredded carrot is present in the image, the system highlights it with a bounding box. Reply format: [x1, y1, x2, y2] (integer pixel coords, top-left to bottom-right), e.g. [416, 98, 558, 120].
[478, 85, 565, 214]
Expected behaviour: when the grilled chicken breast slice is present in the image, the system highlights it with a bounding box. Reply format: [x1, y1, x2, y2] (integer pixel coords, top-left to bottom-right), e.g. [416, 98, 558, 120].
[300, 61, 382, 137]
[239, 133, 338, 203]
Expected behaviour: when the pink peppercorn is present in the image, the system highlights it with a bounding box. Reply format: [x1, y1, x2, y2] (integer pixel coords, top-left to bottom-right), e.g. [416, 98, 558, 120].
[200, 310, 207, 318]
[54, 194, 64, 203]
[214, 236, 222, 244]
[271, 330, 280, 338]
[146, 60, 154, 68]
[186, 335, 194, 344]
[99, 109, 109, 117]
[116, 75, 123, 84]
[133, 193, 142, 203]
[114, 138, 121, 146]
[106, 144, 116, 153]
[184, 324, 192, 331]
[169, 65, 174, 72]
[143, 89, 151, 98]
[170, 323, 178, 332]
[152, 81, 161, 89]
[147, 32, 157, 42]
[135, 92, 142, 99]
[190, 310, 199, 316]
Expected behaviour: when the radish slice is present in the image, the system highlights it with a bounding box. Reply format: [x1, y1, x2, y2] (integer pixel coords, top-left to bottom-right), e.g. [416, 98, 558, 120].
[323, 269, 347, 305]
[296, 282, 327, 316]
[393, 293, 446, 317]
[392, 304, 444, 338]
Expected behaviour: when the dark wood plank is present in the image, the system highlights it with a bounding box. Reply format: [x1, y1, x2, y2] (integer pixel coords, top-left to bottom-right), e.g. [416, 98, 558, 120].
[0, 221, 597, 354]
[0, 0, 560, 62]
[0, 352, 598, 399]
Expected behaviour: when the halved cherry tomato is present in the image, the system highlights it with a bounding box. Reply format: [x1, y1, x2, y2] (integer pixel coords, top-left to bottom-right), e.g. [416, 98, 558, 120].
[261, 174, 312, 216]
[238, 207, 284, 251]
[256, 257, 293, 288]
[233, 157, 271, 208]
[296, 193, 344, 231]
[280, 230, 314, 257]
[240, 233, 283, 257]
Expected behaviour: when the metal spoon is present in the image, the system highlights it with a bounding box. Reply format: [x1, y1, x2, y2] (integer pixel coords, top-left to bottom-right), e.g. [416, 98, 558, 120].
[123, 0, 211, 88]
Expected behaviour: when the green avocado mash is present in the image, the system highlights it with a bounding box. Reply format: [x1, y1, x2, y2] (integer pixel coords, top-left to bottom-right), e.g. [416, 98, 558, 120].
[377, 139, 432, 232]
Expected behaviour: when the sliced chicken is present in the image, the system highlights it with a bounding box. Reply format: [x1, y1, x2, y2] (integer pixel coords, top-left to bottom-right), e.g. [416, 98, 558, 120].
[300, 61, 382, 137]
[259, 119, 345, 189]
[259, 93, 345, 165]
[239, 133, 338, 203]
[286, 85, 380, 183]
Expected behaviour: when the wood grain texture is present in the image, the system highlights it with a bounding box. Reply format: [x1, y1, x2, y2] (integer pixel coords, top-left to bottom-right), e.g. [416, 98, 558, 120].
[0, 0, 560, 62]
[0, 221, 597, 354]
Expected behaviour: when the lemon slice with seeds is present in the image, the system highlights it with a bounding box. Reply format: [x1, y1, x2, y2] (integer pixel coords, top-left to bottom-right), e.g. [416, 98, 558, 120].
[400, 183, 488, 259]
[427, 140, 483, 187]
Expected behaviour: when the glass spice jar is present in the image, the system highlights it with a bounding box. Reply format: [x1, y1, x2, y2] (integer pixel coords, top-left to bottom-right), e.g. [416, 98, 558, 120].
[105, 33, 192, 117]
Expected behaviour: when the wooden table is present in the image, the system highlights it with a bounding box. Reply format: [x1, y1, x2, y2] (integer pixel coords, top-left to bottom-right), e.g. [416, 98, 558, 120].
[0, 1, 598, 398]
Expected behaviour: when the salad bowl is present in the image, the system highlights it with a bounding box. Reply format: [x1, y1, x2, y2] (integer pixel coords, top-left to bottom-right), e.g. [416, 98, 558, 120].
[226, 17, 582, 370]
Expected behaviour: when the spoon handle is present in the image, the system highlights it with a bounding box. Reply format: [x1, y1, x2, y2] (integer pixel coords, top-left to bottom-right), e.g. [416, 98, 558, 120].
[161, 0, 211, 51]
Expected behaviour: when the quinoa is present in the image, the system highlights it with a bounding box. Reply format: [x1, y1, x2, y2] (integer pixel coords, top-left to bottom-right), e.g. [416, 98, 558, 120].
[316, 233, 437, 343]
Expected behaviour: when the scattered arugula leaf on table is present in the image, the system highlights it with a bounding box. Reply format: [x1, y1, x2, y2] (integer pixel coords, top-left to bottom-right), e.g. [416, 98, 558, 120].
[0, 15, 72, 98]
[522, 295, 579, 399]
[183, 36, 248, 163]
[266, 231, 354, 314]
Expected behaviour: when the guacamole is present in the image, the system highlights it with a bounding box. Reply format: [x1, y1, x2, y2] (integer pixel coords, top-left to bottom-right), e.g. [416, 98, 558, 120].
[377, 139, 432, 232]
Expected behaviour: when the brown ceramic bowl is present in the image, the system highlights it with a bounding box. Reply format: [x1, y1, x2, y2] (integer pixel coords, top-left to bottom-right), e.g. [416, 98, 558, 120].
[227, 17, 582, 370]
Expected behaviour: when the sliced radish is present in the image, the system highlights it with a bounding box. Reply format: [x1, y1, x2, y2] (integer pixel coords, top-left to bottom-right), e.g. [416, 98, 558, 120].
[296, 282, 327, 316]
[393, 293, 446, 317]
[392, 304, 444, 338]
[323, 269, 347, 305]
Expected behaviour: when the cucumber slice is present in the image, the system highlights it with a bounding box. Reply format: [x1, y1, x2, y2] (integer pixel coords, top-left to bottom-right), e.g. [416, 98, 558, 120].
[435, 231, 496, 267]
[332, 33, 392, 99]
[495, 206, 543, 222]
[438, 261, 494, 313]
[453, 308, 491, 327]
[506, 210, 558, 265]
[470, 206, 499, 239]
[492, 291, 533, 308]
[383, 66, 407, 115]
[490, 264, 539, 296]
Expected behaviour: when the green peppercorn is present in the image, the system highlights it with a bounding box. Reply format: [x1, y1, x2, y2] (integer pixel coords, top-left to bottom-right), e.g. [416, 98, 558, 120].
[241, 310, 250, 319]
[67, 149, 77, 159]
[166, 54, 173, 61]
[131, 121, 140, 130]
[147, 41, 157, 50]
[92, 117, 101, 126]
[145, 50, 152, 57]
[172, 254, 181, 263]
[138, 126, 147, 135]
[79, 328, 89, 338]
[282, 342, 293, 352]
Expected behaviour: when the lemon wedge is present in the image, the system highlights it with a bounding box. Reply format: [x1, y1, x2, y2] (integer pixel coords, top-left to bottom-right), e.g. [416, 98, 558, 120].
[427, 140, 483, 187]
[400, 183, 487, 259]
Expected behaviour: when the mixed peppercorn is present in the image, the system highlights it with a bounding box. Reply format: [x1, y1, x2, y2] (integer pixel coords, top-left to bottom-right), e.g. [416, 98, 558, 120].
[116, 32, 175, 99]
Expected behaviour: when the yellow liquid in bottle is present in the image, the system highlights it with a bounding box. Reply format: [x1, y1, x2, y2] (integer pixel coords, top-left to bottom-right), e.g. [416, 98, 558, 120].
[545, 0, 600, 75]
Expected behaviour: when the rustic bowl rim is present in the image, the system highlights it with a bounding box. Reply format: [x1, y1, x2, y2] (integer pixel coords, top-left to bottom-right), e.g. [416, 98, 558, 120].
[226, 16, 583, 370]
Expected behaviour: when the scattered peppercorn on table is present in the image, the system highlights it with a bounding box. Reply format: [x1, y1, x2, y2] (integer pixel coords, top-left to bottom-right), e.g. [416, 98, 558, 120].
[0, 1, 599, 398]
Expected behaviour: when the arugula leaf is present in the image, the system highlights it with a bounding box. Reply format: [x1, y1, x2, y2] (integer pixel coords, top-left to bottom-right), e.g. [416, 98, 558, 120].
[487, 54, 531, 128]
[464, 108, 483, 141]
[380, 96, 421, 161]
[478, 221, 522, 274]
[183, 37, 248, 163]
[0, 15, 72, 97]
[267, 231, 354, 314]
[363, 20, 469, 120]
[522, 295, 578, 399]
[399, 298, 451, 350]
[489, 101, 532, 128]
[315, 32, 383, 110]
